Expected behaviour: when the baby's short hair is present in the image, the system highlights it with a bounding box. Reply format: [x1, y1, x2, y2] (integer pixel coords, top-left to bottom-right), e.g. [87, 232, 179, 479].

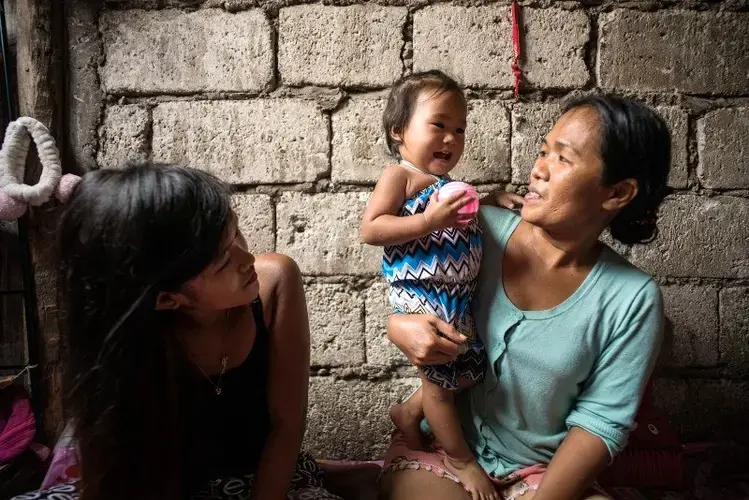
[382, 70, 464, 158]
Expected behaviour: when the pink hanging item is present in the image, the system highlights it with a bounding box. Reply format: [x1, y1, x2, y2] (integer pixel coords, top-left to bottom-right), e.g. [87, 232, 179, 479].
[0, 384, 37, 463]
[511, 0, 522, 100]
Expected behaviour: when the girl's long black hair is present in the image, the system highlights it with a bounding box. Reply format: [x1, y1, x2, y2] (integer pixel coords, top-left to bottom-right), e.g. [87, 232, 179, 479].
[58, 164, 232, 500]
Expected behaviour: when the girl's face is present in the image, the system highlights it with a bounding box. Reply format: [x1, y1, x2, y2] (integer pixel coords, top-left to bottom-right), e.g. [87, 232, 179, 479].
[394, 88, 467, 177]
[182, 214, 259, 311]
[521, 106, 612, 234]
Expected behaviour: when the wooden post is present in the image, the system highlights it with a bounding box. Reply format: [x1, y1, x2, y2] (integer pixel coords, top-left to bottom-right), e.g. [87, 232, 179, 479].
[15, 0, 67, 441]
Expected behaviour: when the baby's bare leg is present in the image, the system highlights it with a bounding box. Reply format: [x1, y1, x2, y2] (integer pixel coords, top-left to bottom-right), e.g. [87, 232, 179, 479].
[421, 375, 499, 500]
[390, 386, 425, 450]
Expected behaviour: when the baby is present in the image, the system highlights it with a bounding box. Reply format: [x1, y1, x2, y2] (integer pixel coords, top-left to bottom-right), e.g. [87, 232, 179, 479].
[361, 70, 519, 500]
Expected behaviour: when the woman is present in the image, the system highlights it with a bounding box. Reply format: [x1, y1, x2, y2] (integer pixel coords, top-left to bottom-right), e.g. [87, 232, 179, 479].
[381, 94, 670, 500]
[14, 165, 341, 500]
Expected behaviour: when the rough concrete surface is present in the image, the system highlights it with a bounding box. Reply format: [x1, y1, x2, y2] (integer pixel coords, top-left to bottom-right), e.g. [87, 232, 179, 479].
[279, 5, 406, 88]
[98, 105, 150, 169]
[276, 192, 382, 276]
[304, 377, 420, 459]
[660, 284, 719, 368]
[599, 10, 749, 95]
[152, 100, 329, 184]
[719, 287, 749, 378]
[698, 107, 749, 189]
[306, 283, 366, 367]
[629, 196, 749, 279]
[232, 193, 275, 254]
[101, 9, 273, 94]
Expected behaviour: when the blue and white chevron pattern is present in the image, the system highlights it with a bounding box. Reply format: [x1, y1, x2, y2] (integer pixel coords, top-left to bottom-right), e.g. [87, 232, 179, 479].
[383, 179, 482, 341]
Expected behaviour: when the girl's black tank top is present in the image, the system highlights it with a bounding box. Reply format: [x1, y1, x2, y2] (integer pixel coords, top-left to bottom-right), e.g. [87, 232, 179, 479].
[179, 298, 271, 493]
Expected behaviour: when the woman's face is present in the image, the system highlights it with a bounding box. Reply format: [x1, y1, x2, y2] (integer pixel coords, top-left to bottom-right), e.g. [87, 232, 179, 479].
[521, 106, 612, 235]
[183, 214, 259, 311]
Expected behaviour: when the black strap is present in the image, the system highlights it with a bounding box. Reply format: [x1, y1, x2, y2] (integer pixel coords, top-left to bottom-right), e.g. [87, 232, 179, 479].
[250, 298, 267, 337]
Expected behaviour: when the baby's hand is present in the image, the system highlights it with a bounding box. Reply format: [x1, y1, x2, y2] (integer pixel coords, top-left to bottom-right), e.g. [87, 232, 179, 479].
[481, 189, 524, 210]
[423, 190, 474, 231]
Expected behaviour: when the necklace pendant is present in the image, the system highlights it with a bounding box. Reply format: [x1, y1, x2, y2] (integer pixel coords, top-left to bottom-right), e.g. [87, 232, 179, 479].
[215, 387, 222, 396]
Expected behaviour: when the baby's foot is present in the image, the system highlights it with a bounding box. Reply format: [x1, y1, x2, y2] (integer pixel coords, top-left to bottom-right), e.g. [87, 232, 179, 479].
[443, 456, 499, 500]
[390, 403, 424, 450]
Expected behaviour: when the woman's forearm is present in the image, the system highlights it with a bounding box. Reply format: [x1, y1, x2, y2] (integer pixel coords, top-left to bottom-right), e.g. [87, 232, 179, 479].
[533, 427, 610, 500]
[249, 426, 304, 500]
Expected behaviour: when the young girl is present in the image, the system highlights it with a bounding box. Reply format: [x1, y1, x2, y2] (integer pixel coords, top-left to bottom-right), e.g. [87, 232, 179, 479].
[361, 71, 520, 500]
[14, 164, 341, 500]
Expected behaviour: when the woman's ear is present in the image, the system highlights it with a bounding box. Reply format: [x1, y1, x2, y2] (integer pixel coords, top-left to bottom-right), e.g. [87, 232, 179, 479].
[602, 178, 639, 212]
[155, 291, 182, 311]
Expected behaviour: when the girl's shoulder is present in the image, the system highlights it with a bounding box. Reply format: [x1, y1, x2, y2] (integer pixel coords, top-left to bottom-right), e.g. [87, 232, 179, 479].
[255, 253, 303, 327]
[378, 163, 411, 185]
[379, 163, 442, 201]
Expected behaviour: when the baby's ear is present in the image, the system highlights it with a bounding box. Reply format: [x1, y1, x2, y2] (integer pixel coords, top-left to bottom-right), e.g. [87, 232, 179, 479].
[389, 126, 403, 144]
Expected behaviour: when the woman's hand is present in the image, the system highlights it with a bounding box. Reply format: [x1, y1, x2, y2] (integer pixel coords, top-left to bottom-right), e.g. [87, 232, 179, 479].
[480, 189, 524, 210]
[387, 314, 466, 366]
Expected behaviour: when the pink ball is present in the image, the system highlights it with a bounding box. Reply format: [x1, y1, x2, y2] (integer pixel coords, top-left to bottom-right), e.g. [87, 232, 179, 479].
[437, 181, 479, 216]
[54, 174, 82, 202]
[0, 189, 28, 220]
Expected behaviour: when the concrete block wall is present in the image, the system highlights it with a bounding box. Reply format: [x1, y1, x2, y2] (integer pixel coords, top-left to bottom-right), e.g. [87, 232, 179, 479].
[65, 0, 749, 458]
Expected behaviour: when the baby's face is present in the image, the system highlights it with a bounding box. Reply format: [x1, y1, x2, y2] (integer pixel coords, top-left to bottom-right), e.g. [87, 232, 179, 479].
[397, 89, 467, 176]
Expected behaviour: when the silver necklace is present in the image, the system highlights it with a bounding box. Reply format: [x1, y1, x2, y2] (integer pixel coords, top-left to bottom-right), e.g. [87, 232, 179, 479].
[190, 310, 230, 396]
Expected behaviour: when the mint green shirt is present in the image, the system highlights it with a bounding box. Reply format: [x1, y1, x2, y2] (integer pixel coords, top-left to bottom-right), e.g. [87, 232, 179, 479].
[452, 206, 664, 477]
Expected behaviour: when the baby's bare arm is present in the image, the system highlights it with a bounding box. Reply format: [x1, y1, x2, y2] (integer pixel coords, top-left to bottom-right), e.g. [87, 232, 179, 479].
[360, 165, 433, 246]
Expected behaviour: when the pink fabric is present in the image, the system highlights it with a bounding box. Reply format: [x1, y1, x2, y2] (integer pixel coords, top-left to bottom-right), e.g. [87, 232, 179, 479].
[0, 386, 36, 462]
[41, 422, 81, 489]
[382, 431, 546, 499]
[382, 431, 608, 499]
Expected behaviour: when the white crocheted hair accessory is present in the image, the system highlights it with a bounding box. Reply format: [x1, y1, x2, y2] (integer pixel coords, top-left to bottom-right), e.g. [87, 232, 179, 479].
[0, 117, 81, 220]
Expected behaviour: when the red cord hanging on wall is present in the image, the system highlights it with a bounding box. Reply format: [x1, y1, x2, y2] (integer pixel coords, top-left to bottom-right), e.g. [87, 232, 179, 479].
[511, 0, 522, 100]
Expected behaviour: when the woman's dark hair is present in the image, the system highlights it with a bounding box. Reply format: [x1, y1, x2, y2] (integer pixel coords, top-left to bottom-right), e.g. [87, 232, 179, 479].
[563, 94, 671, 244]
[58, 163, 232, 500]
[383, 69, 464, 158]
